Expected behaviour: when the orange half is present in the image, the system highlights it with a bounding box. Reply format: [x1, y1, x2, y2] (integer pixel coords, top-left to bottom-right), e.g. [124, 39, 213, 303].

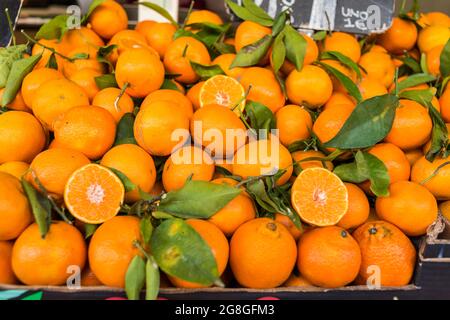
[291, 167, 348, 226]
[199, 75, 246, 115]
[64, 164, 125, 224]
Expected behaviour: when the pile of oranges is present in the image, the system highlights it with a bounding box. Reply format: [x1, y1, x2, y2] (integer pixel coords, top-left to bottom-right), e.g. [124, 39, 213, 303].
[0, 0, 450, 296]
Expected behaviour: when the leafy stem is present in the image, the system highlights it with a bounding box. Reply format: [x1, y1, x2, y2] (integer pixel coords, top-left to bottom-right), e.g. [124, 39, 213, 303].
[20, 30, 75, 62]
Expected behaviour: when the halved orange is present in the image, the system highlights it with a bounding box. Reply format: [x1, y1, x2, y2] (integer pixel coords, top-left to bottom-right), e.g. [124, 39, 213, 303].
[199, 75, 246, 115]
[64, 164, 125, 224]
[291, 167, 348, 226]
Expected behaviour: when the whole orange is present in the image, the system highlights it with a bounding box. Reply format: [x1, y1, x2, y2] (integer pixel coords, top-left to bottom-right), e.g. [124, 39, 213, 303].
[377, 17, 418, 54]
[89, 0, 128, 39]
[275, 105, 312, 147]
[140, 22, 177, 58]
[323, 32, 361, 62]
[359, 51, 395, 87]
[21, 67, 64, 108]
[337, 183, 370, 230]
[411, 156, 450, 199]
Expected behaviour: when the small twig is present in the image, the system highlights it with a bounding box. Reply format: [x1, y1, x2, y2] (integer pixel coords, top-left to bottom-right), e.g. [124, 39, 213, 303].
[5, 8, 16, 46]
[114, 82, 129, 112]
[420, 161, 450, 185]
[181, 44, 189, 58]
[235, 175, 268, 188]
[21, 30, 74, 62]
[181, 0, 195, 29]
[133, 240, 151, 260]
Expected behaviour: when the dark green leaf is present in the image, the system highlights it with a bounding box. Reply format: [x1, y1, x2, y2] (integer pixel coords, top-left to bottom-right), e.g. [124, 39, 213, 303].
[45, 53, 58, 70]
[190, 62, 225, 80]
[151, 219, 219, 285]
[125, 255, 146, 300]
[114, 112, 137, 146]
[82, 0, 107, 23]
[312, 30, 327, 41]
[94, 74, 118, 89]
[244, 101, 276, 135]
[355, 151, 390, 197]
[398, 88, 434, 104]
[140, 215, 154, 245]
[402, 56, 421, 74]
[138, 1, 178, 26]
[213, 41, 236, 54]
[283, 25, 307, 71]
[225, 0, 273, 27]
[98, 44, 117, 58]
[145, 256, 160, 300]
[271, 33, 286, 74]
[440, 39, 450, 78]
[230, 35, 273, 68]
[0, 45, 27, 88]
[319, 61, 362, 103]
[21, 179, 51, 239]
[173, 29, 202, 42]
[396, 73, 436, 92]
[35, 15, 69, 40]
[71, 53, 89, 60]
[333, 162, 367, 183]
[271, 12, 287, 37]
[84, 223, 97, 239]
[323, 94, 399, 149]
[186, 22, 230, 34]
[108, 167, 137, 193]
[320, 51, 362, 79]
[160, 78, 182, 92]
[158, 180, 241, 219]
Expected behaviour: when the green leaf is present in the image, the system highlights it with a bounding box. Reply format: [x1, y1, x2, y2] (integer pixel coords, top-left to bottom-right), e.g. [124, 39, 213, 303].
[45, 53, 58, 70]
[355, 151, 390, 197]
[21, 179, 51, 239]
[35, 15, 69, 40]
[312, 30, 327, 41]
[108, 167, 137, 193]
[319, 61, 362, 103]
[420, 52, 429, 74]
[82, 0, 107, 24]
[84, 223, 97, 239]
[0, 45, 27, 88]
[145, 256, 160, 300]
[283, 25, 307, 71]
[271, 12, 287, 37]
[225, 0, 273, 27]
[138, 1, 178, 26]
[230, 35, 273, 68]
[190, 62, 225, 80]
[320, 51, 362, 79]
[125, 255, 146, 300]
[114, 113, 137, 146]
[151, 218, 219, 285]
[323, 94, 399, 149]
[2, 54, 42, 107]
[213, 41, 236, 54]
[71, 53, 90, 60]
[94, 74, 118, 90]
[158, 180, 241, 219]
[242, 0, 274, 21]
[396, 73, 436, 92]
[140, 215, 154, 245]
[244, 101, 276, 135]
[333, 162, 367, 183]
[186, 22, 230, 34]
[402, 56, 421, 74]
[440, 39, 450, 78]
[271, 32, 286, 74]
[160, 78, 182, 92]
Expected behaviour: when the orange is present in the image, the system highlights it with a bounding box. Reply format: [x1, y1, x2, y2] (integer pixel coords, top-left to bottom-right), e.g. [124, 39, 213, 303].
[232, 138, 293, 186]
[440, 85, 450, 122]
[32, 78, 89, 130]
[0, 89, 30, 113]
[164, 37, 211, 84]
[186, 10, 223, 25]
[0, 161, 29, 179]
[138, 22, 176, 58]
[191, 103, 247, 158]
[235, 21, 271, 54]
[60, 27, 104, 58]
[286, 65, 333, 108]
[64, 164, 125, 224]
[21, 67, 64, 108]
[337, 183, 370, 230]
[115, 48, 165, 98]
[187, 81, 204, 111]
[275, 105, 312, 147]
[417, 25, 450, 53]
[230, 218, 296, 288]
[353, 221, 416, 286]
[323, 32, 361, 62]
[169, 219, 229, 288]
[411, 156, 450, 200]
[135, 20, 156, 33]
[313, 103, 354, 147]
[0, 111, 46, 164]
[28, 148, 90, 198]
[107, 29, 149, 64]
[368, 143, 410, 184]
[31, 39, 64, 71]
[134, 100, 190, 156]
[239, 67, 285, 113]
[81, 265, 103, 286]
[89, 0, 128, 39]
[89, 216, 141, 287]
[321, 59, 356, 94]
[100, 144, 156, 203]
[141, 89, 194, 119]
[62, 50, 105, 78]
[423, 12, 450, 27]
[404, 148, 423, 166]
[384, 99, 432, 150]
[92, 87, 134, 123]
[377, 17, 418, 54]
[0, 241, 16, 284]
[376, 181, 437, 236]
[298, 226, 361, 288]
[53, 106, 116, 160]
[68, 68, 102, 101]
[209, 178, 256, 237]
[200, 75, 246, 114]
[357, 77, 388, 100]
[212, 54, 245, 79]
[283, 273, 312, 287]
[439, 201, 450, 221]
[323, 92, 356, 110]
[291, 167, 348, 226]
[292, 150, 334, 171]
[274, 213, 302, 241]
[0, 172, 33, 240]
[162, 145, 215, 192]
[426, 45, 444, 76]
[359, 51, 395, 87]
[12, 222, 86, 285]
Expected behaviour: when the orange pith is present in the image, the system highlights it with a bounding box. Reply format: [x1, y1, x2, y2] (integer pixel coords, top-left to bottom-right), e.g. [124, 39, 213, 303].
[199, 75, 246, 114]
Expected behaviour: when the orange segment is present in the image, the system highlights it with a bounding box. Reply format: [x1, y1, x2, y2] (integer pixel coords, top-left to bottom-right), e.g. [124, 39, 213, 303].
[291, 167, 348, 226]
[199, 75, 245, 114]
[64, 164, 125, 224]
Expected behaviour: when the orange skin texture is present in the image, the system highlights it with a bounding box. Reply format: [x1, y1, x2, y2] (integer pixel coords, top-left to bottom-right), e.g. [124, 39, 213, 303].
[417, 25, 450, 53]
[323, 92, 356, 111]
[239, 67, 285, 113]
[92, 87, 134, 123]
[169, 219, 229, 288]
[286, 65, 333, 108]
[0, 89, 30, 112]
[106, 30, 150, 64]
[0, 111, 46, 164]
[423, 12, 450, 27]
[357, 77, 388, 101]
[274, 214, 302, 241]
[88, 216, 141, 288]
[100, 144, 156, 203]
[140, 22, 177, 58]
[0, 241, 17, 284]
[31, 39, 64, 71]
[89, 0, 128, 39]
[53, 106, 117, 160]
[115, 48, 165, 98]
[291, 150, 334, 171]
[440, 85, 450, 122]
[384, 99, 432, 150]
[134, 20, 156, 34]
[235, 21, 271, 64]
[426, 45, 444, 76]
[353, 221, 416, 286]
[164, 37, 211, 84]
[0, 161, 29, 179]
[21, 68, 64, 108]
[62, 53, 105, 79]
[298, 226, 361, 288]
[12, 222, 86, 285]
[377, 17, 418, 54]
[283, 273, 312, 287]
[141, 89, 194, 119]
[320, 59, 356, 94]
[337, 183, 370, 230]
[411, 156, 450, 200]
[212, 54, 245, 79]
[60, 27, 104, 56]
[376, 181, 437, 236]
[187, 81, 205, 111]
[368, 143, 411, 184]
[134, 100, 190, 156]
[68, 68, 102, 102]
[323, 32, 361, 62]
[275, 105, 313, 147]
[186, 10, 223, 25]
[162, 146, 215, 192]
[31, 78, 90, 131]
[230, 218, 297, 289]
[404, 148, 423, 166]
[0, 172, 33, 241]
[28, 148, 91, 198]
[359, 51, 396, 88]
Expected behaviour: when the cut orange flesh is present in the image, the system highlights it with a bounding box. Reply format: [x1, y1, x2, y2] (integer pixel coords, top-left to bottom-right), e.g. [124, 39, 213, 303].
[199, 75, 246, 114]
[64, 164, 125, 224]
[291, 167, 348, 226]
